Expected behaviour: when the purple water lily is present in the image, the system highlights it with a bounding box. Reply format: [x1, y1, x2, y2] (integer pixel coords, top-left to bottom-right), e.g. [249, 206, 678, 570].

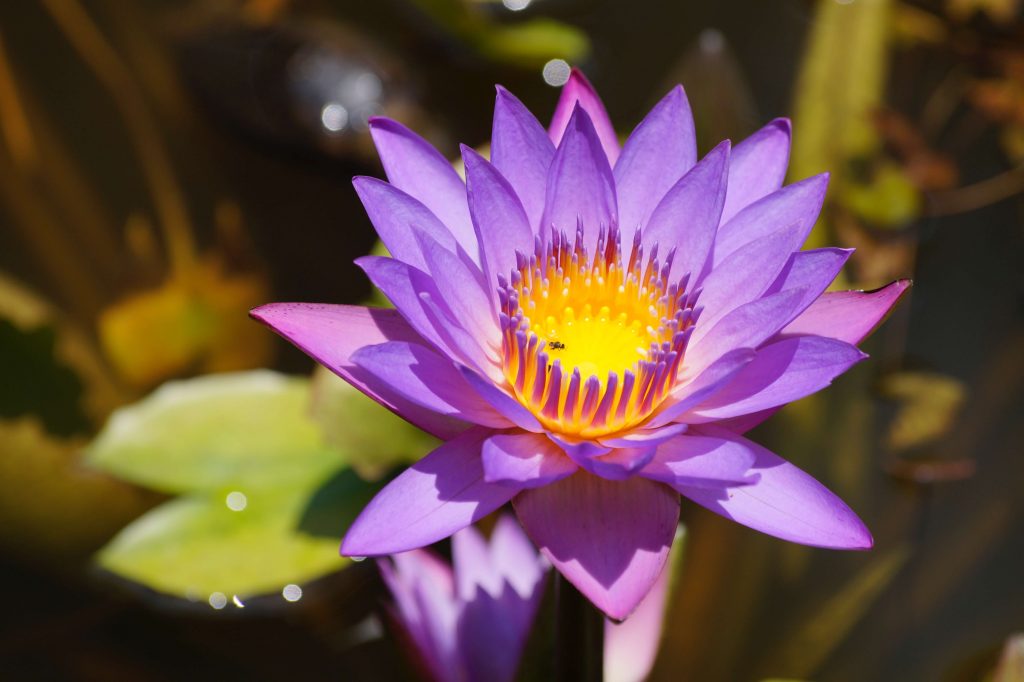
[252, 69, 909, 620]
[378, 516, 547, 682]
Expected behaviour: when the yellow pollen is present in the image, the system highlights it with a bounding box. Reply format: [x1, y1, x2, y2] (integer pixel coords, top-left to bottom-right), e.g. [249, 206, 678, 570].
[499, 229, 695, 439]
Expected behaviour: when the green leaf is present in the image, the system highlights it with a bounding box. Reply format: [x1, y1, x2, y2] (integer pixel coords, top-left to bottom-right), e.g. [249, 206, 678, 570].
[98, 478, 349, 600]
[310, 368, 438, 480]
[476, 20, 590, 68]
[87, 370, 344, 494]
[791, 0, 891, 249]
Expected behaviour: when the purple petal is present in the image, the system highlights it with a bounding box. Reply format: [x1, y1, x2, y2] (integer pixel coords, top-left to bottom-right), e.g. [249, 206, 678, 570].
[603, 527, 680, 682]
[549, 68, 619, 165]
[689, 336, 866, 420]
[541, 105, 617, 255]
[251, 303, 467, 439]
[675, 427, 873, 549]
[763, 247, 853, 308]
[457, 583, 536, 682]
[546, 432, 612, 463]
[413, 231, 499, 350]
[640, 431, 757, 488]
[379, 551, 459, 682]
[614, 86, 697, 247]
[704, 278, 904, 435]
[352, 341, 512, 428]
[711, 173, 829, 267]
[341, 428, 518, 556]
[451, 524, 501, 600]
[648, 348, 756, 428]
[489, 514, 547, 597]
[513, 472, 680, 620]
[482, 431, 578, 488]
[782, 279, 912, 345]
[356, 256, 459, 356]
[641, 141, 730, 282]
[695, 221, 811, 326]
[580, 446, 657, 481]
[491, 86, 555, 230]
[455, 516, 547, 682]
[687, 288, 809, 372]
[420, 292, 503, 382]
[352, 176, 459, 273]
[458, 366, 544, 433]
[369, 117, 478, 263]
[462, 145, 534, 293]
[599, 422, 688, 449]
[721, 118, 791, 224]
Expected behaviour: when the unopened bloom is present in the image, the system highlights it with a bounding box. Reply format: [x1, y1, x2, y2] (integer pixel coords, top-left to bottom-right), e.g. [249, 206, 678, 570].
[379, 516, 546, 682]
[253, 69, 909, 619]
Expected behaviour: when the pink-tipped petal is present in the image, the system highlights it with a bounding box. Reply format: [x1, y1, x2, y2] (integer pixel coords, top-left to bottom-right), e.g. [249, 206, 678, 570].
[782, 279, 912, 345]
[614, 85, 697, 246]
[549, 68, 620, 164]
[541, 105, 617, 255]
[462, 145, 535, 294]
[482, 431, 578, 488]
[689, 336, 867, 420]
[712, 173, 829, 267]
[513, 472, 680, 620]
[675, 427, 873, 549]
[641, 141, 730, 282]
[369, 117, 479, 264]
[640, 431, 757, 488]
[352, 176, 459, 273]
[351, 341, 511, 428]
[341, 428, 517, 556]
[491, 86, 555, 230]
[251, 303, 467, 439]
[721, 118, 791, 223]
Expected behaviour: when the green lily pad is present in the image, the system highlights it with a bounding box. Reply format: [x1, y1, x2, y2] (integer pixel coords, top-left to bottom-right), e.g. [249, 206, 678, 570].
[98, 479, 348, 600]
[87, 370, 344, 494]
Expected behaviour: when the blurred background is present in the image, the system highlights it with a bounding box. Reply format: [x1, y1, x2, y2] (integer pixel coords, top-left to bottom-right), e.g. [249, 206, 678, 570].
[0, 0, 1022, 680]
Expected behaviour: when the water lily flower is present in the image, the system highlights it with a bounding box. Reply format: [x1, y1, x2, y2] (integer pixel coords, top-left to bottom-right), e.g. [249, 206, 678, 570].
[378, 515, 547, 682]
[252, 69, 910, 620]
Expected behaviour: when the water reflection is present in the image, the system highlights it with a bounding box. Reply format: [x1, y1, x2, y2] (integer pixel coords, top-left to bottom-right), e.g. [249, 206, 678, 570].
[225, 491, 247, 512]
[542, 59, 571, 86]
[208, 592, 228, 610]
[282, 584, 303, 602]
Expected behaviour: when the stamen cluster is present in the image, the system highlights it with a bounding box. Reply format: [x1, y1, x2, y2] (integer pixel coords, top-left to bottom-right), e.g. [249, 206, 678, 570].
[497, 223, 701, 438]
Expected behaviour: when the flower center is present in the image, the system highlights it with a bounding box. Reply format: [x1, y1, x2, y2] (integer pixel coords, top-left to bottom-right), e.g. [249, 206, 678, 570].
[498, 226, 698, 438]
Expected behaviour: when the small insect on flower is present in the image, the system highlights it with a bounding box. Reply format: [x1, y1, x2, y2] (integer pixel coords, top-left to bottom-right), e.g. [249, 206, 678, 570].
[252, 68, 910, 620]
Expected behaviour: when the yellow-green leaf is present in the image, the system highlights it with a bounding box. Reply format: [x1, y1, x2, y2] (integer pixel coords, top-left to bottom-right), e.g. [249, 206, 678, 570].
[87, 370, 344, 493]
[791, 0, 891, 249]
[98, 480, 347, 601]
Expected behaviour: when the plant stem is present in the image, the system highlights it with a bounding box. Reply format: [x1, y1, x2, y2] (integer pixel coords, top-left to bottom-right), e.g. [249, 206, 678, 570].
[555, 573, 604, 682]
